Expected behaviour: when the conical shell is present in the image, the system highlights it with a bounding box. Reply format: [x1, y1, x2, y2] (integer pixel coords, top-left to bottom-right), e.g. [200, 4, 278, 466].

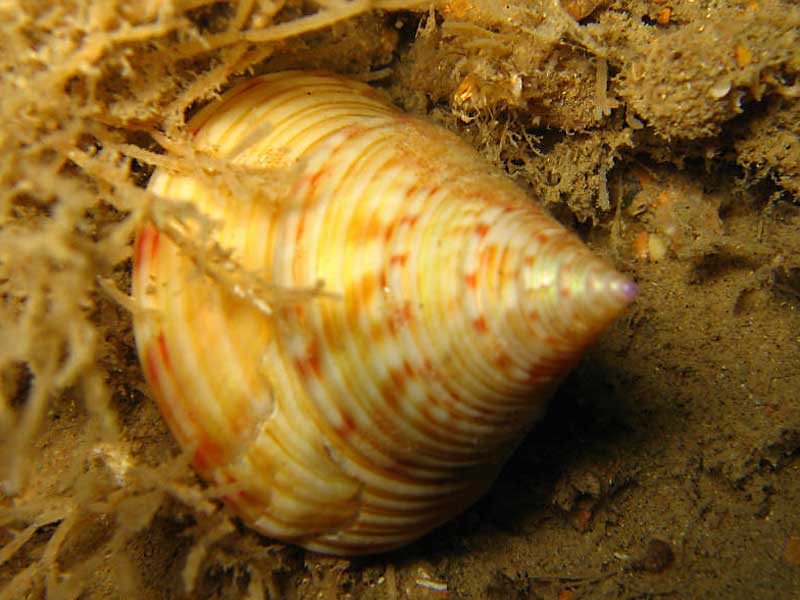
[133, 71, 636, 555]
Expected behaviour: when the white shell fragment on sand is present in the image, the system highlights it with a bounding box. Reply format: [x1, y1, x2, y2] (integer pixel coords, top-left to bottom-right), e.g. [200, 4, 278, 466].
[133, 71, 636, 555]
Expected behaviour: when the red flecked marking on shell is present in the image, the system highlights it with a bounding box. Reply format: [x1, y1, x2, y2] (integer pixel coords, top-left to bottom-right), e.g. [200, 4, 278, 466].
[403, 359, 414, 377]
[360, 218, 383, 241]
[144, 342, 162, 393]
[419, 404, 436, 428]
[465, 273, 478, 290]
[156, 332, 171, 371]
[344, 125, 366, 141]
[144, 335, 225, 475]
[306, 341, 322, 376]
[525, 365, 545, 384]
[368, 320, 386, 344]
[344, 300, 364, 332]
[559, 262, 574, 297]
[296, 214, 306, 243]
[151, 227, 160, 261]
[339, 412, 357, 436]
[473, 316, 488, 333]
[193, 437, 225, 473]
[357, 273, 377, 301]
[133, 225, 150, 268]
[481, 244, 499, 264]
[383, 221, 397, 243]
[294, 358, 309, 378]
[358, 84, 389, 103]
[526, 358, 570, 384]
[475, 223, 489, 238]
[388, 303, 412, 336]
[399, 214, 419, 227]
[536, 233, 550, 245]
[224, 489, 262, 515]
[494, 353, 513, 371]
[388, 367, 406, 391]
[389, 254, 408, 266]
[136, 224, 160, 267]
[295, 347, 322, 379]
[308, 164, 329, 192]
[378, 380, 400, 409]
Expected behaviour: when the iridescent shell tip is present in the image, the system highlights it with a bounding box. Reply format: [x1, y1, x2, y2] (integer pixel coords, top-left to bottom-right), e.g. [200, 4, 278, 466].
[133, 71, 636, 555]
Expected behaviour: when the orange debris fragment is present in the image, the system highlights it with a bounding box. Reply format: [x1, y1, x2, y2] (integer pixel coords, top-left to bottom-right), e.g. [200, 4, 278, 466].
[654, 190, 671, 207]
[735, 44, 753, 68]
[633, 231, 649, 261]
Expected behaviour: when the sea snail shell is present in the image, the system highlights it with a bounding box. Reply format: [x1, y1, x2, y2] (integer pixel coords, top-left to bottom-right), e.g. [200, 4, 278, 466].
[133, 71, 636, 555]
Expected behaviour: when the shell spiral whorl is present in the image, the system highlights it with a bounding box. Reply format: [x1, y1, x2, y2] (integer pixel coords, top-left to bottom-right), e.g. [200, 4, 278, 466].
[133, 71, 636, 555]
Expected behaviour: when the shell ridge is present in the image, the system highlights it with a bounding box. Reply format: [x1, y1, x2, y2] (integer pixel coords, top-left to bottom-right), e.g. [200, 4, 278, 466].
[287, 130, 470, 465]
[299, 131, 489, 465]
